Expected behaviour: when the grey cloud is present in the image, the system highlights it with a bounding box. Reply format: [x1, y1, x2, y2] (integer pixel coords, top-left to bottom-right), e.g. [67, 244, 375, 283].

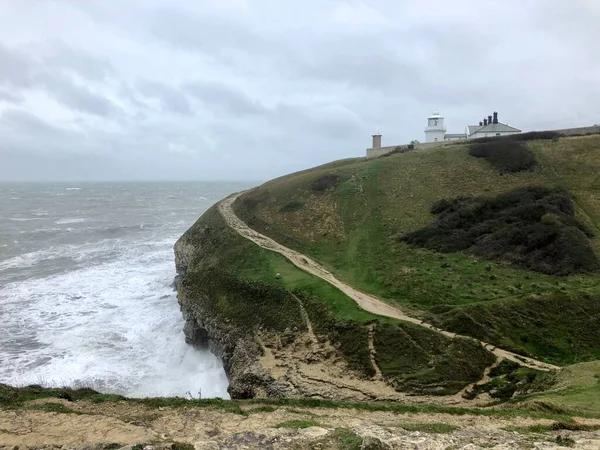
[43, 41, 115, 81]
[0, 88, 24, 103]
[183, 80, 266, 116]
[0, 43, 119, 117]
[0, 0, 599, 181]
[0, 109, 95, 155]
[137, 79, 193, 115]
[0, 44, 37, 88]
[39, 72, 120, 117]
[147, 6, 268, 58]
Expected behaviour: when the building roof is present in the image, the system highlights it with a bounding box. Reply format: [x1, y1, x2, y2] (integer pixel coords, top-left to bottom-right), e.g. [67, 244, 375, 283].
[445, 133, 467, 138]
[471, 122, 521, 135]
[467, 125, 484, 135]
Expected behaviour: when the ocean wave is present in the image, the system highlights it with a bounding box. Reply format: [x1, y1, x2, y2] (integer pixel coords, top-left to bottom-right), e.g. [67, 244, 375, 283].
[10, 217, 40, 222]
[66, 187, 82, 191]
[0, 247, 229, 398]
[55, 218, 87, 224]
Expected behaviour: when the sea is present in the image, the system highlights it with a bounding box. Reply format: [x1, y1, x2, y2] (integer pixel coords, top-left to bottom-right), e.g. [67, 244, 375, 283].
[0, 181, 252, 398]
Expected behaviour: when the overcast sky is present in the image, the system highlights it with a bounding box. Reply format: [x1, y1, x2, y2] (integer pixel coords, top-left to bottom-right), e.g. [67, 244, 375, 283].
[0, 0, 599, 181]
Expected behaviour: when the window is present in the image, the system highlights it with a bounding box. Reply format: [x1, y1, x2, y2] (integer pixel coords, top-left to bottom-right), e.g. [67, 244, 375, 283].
[496, 133, 501, 136]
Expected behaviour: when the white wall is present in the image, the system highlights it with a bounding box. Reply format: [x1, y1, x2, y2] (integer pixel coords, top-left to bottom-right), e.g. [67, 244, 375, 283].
[469, 130, 520, 139]
[444, 136, 467, 141]
[425, 129, 446, 143]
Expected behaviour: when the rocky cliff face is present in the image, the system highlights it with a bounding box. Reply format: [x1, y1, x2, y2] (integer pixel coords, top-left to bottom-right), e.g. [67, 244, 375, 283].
[174, 236, 289, 399]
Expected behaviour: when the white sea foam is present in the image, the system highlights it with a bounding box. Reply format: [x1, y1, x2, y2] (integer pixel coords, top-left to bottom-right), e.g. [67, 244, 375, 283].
[0, 242, 103, 270]
[0, 239, 229, 398]
[66, 187, 82, 191]
[55, 218, 87, 224]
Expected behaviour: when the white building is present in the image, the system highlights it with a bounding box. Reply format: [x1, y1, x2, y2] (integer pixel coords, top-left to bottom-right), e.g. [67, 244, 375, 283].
[424, 111, 521, 143]
[424, 112, 446, 143]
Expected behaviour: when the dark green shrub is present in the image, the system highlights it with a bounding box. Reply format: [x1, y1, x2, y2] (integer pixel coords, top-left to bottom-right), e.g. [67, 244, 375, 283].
[403, 187, 600, 275]
[489, 359, 521, 378]
[311, 174, 340, 192]
[469, 140, 537, 173]
[472, 131, 561, 144]
[171, 442, 195, 450]
[279, 201, 303, 213]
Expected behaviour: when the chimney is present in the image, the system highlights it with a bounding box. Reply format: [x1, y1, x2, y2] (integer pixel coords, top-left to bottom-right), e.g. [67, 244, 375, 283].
[493, 111, 498, 124]
[372, 134, 382, 149]
[488, 115, 493, 125]
[479, 121, 483, 126]
[484, 118, 488, 126]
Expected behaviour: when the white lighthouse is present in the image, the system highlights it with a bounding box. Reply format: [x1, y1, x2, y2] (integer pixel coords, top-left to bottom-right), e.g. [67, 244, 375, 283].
[424, 111, 447, 143]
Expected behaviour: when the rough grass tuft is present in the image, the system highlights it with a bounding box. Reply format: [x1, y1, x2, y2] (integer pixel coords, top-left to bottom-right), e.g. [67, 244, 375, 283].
[26, 402, 79, 414]
[275, 419, 321, 429]
[401, 422, 458, 434]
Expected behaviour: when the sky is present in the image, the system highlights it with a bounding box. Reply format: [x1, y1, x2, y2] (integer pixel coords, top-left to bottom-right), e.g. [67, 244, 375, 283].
[0, 0, 599, 182]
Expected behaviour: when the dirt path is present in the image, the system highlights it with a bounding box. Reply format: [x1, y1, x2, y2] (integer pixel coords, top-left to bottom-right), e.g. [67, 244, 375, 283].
[219, 194, 559, 372]
[291, 293, 318, 345]
[367, 323, 383, 380]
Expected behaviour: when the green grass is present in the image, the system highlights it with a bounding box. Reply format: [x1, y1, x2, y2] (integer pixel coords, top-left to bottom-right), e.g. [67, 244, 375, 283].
[275, 419, 321, 429]
[401, 422, 458, 434]
[506, 421, 600, 434]
[3, 384, 593, 421]
[520, 361, 600, 415]
[244, 397, 582, 421]
[0, 384, 247, 416]
[232, 134, 600, 366]
[319, 428, 362, 449]
[247, 405, 278, 413]
[26, 402, 79, 414]
[170, 443, 195, 450]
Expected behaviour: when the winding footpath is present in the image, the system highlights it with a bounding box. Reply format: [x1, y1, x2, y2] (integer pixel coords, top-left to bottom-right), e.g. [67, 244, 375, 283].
[219, 194, 559, 372]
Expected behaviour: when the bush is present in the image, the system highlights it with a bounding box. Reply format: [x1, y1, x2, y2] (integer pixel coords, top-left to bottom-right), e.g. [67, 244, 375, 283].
[469, 140, 537, 173]
[279, 201, 303, 213]
[402, 187, 600, 275]
[311, 174, 340, 192]
[472, 131, 561, 144]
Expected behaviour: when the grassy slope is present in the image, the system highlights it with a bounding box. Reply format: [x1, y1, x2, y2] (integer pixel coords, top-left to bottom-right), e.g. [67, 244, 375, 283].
[179, 205, 494, 394]
[233, 135, 600, 365]
[523, 361, 600, 415]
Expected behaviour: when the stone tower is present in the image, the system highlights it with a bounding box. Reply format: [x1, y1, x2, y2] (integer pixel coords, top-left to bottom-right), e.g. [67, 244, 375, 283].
[424, 111, 446, 143]
[372, 134, 382, 149]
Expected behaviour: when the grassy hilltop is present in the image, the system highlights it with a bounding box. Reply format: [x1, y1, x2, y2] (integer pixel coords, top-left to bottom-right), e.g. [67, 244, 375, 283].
[233, 133, 600, 366]
[179, 132, 600, 400]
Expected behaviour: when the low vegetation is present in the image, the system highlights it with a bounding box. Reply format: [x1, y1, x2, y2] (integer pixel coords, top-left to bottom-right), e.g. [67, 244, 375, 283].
[2, 384, 591, 420]
[26, 402, 79, 414]
[403, 186, 599, 275]
[520, 361, 600, 415]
